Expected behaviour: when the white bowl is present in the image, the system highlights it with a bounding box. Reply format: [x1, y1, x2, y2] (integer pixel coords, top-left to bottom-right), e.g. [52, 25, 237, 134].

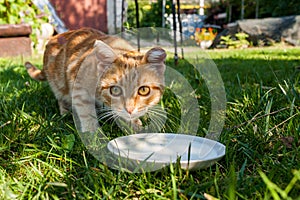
[107, 133, 225, 171]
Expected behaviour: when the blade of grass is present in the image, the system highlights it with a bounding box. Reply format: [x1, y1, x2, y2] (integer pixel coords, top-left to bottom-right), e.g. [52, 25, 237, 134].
[265, 99, 273, 134]
[170, 163, 177, 200]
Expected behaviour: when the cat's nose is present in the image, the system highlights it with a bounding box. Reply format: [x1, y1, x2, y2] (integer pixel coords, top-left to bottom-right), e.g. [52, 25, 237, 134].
[126, 107, 134, 114]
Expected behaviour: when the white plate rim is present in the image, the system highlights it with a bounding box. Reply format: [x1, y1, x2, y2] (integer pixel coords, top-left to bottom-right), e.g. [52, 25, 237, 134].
[107, 133, 226, 166]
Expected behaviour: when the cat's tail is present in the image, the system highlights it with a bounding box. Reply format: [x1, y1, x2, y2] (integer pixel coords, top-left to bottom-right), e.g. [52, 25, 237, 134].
[24, 62, 46, 81]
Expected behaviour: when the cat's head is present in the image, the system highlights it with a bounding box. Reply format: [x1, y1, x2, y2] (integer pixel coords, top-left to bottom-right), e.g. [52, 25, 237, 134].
[94, 40, 166, 122]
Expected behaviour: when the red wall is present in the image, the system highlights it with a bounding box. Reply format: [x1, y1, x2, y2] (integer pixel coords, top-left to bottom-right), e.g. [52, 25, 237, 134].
[50, 0, 108, 33]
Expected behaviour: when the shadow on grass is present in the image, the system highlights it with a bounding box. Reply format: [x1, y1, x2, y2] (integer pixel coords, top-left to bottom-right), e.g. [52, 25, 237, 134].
[0, 65, 59, 117]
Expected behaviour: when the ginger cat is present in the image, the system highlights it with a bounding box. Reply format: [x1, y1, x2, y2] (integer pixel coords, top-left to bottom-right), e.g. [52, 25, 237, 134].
[25, 28, 166, 133]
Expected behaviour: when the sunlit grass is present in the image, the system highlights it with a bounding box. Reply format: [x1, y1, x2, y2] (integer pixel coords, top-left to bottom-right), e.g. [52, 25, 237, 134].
[0, 47, 300, 199]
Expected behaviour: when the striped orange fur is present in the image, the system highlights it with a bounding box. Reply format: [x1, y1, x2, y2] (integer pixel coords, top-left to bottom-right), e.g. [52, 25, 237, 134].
[25, 28, 166, 132]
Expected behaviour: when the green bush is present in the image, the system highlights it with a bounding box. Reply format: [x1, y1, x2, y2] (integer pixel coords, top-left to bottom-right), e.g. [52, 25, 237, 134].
[126, 0, 172, 28]
[0, 0, 48, 47]
[220, 32, 250, 49]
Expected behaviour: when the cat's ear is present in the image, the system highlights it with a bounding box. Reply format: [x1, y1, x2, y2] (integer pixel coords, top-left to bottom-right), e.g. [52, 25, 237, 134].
[94, 40, 117, 64]
[143, 47, 166, 76]
[144, 47, 167, 64]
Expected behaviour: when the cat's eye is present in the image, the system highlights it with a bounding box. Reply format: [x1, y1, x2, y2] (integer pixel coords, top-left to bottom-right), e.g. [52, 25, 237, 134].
[138, 86, 150, 96]
[110, 86, 122, 96]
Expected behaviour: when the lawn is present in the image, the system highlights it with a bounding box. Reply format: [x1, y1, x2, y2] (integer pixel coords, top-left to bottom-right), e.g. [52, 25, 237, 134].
[0, 46, 300, 199]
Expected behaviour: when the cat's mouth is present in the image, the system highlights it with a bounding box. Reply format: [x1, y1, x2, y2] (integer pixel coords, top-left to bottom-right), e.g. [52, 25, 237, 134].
[117, 108, 147, 121]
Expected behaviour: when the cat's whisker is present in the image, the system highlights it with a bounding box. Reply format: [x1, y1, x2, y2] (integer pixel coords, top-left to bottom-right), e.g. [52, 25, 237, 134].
[142, 109, 167, 132]
[147, 110, 167, 120]
[97, 109, 113, 119]
[100, 114, 115, 124]
[152, 107, 182, 124]
[149, 117, 166, 132]
[147, 108, 168, 120]
[97, 109, 118, 126]
[145, 108, 181, 133]
[96, 107, 114, 114]
[111, 114, 120, 123]
[147, 110, 166, 124]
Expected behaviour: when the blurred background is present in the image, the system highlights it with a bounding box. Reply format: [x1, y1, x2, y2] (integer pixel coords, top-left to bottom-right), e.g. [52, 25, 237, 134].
[0, 0, 300, 56]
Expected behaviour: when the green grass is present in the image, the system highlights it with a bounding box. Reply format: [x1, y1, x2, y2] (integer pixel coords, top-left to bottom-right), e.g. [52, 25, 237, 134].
[1, 47, 300, 199]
